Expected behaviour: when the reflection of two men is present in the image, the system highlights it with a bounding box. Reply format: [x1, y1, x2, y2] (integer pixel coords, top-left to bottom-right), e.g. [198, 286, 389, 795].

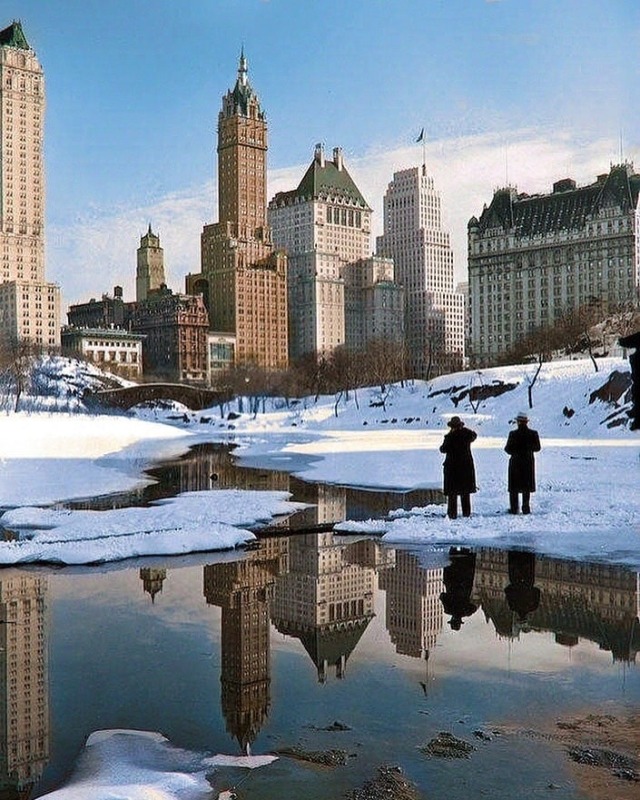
[440, 548, 541, 631]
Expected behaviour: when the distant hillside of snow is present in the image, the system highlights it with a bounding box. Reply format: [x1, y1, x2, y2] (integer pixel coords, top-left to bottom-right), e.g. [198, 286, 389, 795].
[1, 355, 133, 413]
[12, 354, 635, 438]
[132, 357, 635, 440]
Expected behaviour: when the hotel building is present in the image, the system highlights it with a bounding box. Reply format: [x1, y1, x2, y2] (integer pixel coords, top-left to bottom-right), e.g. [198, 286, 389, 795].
[269, 143, 403, 360]
[468, 164, 640, 365]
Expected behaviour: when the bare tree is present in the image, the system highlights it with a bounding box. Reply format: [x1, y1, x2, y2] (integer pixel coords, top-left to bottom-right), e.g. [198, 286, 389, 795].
[0, 336, 40, 412]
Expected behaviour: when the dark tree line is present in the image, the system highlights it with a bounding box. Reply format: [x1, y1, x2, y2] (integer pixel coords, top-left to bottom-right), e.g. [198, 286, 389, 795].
[214, 338, 411, 415]
[495, 303, 640, 371]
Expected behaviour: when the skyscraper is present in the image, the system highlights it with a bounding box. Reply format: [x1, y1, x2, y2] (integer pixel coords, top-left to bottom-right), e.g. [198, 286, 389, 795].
[186, 52, 288, 370]
[0, 21, 60, 347]
[377, 164, 465, 378]
[269, 144, 403, 361]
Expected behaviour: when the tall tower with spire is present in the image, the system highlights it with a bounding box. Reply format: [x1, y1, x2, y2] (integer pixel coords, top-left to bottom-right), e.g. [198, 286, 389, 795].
[136, 224, 165, 302]
[186, 52, 288, 371]
[0, 20, 60, 347]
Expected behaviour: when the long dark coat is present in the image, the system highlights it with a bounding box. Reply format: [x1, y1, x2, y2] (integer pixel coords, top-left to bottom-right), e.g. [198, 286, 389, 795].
[505, 425, 541, 492]
[439, 427, 477, 495]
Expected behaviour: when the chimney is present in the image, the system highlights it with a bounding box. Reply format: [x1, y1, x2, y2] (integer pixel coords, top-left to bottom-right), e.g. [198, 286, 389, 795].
[314, 142, 325, 168]
[333, 146, 343, 171]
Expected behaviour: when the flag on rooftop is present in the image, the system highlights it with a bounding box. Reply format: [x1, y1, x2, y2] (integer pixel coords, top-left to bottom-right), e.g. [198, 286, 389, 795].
[416, 128, 424, 143]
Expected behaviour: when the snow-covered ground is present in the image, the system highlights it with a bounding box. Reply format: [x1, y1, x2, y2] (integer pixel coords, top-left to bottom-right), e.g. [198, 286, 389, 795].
[1, 356, 639, 566]
[38, 729, 276, 800]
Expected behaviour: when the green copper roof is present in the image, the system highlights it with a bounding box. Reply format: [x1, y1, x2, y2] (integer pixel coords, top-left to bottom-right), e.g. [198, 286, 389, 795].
[306, 155, 368, 207]
[273, 147, 370, 209]
[473, 163, 640, 237]
[0, 20, 30, 50]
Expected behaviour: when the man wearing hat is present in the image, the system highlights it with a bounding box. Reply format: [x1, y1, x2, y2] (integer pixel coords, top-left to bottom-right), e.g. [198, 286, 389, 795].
[505, 412, 541, 514]
[439, 416, 478, 519]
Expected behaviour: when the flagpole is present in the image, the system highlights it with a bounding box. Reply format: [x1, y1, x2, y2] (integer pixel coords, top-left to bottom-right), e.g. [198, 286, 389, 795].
[416, 127, 426, 170]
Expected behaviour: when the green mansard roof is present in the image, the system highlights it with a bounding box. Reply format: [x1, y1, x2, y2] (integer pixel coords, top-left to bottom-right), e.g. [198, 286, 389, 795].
[0, 20, 30, 50]
[272, 145, 370, 209]
[472, 163, 640, 238]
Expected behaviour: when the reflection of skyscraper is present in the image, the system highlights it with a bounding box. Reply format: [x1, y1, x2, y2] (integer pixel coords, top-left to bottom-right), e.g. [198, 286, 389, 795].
[203, 539, 288, 752]
[0, 575, 49, 797]
[139, 568, 167, 603]
[271, 533, 375, 683]
[379, 550, 444, 658]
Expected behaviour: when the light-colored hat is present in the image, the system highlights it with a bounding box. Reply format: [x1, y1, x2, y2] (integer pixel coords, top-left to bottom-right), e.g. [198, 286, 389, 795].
[448, 416, 464, 428]
[516, 411, 529, 421]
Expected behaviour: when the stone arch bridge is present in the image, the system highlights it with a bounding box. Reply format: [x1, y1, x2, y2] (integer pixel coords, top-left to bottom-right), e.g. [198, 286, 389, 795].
[85, 383, 230, 411]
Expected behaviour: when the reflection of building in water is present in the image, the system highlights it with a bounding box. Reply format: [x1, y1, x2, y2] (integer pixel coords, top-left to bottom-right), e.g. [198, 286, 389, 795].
[139, 568, 167, 602]
[148, 443, 291, 499]
[272, 533, 375, 682]
[144, 443, 445, 527]
[475, 548, 640, 661]
[343, 538, 396, 572]
[379, 550, 444, 657]
[203, 538, 288, 752]
[290, 480, 346, 527]
[0, 575, 49, 798]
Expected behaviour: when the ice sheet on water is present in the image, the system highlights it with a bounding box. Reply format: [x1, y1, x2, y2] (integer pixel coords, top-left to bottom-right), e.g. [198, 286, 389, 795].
[39, 729, 277, 799]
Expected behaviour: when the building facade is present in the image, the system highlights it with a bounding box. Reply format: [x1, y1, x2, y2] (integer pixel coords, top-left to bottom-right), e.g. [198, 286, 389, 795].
[186, 52, 288, 371]
[130, 287, 209, 383]
[0, 21, 60, 348]
[0, 574, 49, 797]
[468, 164, 640, 365]
[377, 164, 465, 378]
[67, 286, 126, 329]
[343, 255, 404, 350]
[60, 327, 144, 380]
[136, 225, 165, 302]
[269, 144, 404, 361]
[207, 331, 236, 383]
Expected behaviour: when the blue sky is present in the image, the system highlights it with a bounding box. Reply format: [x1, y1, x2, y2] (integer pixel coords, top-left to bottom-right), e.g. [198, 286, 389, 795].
[6, 0, 640, 305]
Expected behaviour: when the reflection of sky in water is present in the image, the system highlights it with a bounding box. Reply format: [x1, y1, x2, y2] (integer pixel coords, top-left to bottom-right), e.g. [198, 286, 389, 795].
[23, 540, 640, 799]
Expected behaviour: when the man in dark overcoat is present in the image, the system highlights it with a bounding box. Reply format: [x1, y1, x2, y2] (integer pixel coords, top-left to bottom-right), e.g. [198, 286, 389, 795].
[439, 416, 477, 519]
[505, 412, 541, 514]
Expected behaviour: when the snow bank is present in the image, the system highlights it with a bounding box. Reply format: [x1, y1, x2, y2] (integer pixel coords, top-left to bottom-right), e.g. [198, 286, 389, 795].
[0, 490, 304, 565]
[142, 357, 633, 440]
[39, 729, 277, 799]
[0, 412, 195, 507]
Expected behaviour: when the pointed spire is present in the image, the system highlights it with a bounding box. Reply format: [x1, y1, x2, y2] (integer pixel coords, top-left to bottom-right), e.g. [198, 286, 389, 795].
[147, 222, 152, 235]
[238, 46, 248, 87]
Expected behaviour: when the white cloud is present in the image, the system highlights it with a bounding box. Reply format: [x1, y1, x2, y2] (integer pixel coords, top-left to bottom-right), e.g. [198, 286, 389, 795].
[49, 127, 620, 309]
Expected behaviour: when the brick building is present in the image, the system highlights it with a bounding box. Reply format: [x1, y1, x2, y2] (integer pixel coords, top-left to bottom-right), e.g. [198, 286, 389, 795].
[186, 52, 288, 371]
